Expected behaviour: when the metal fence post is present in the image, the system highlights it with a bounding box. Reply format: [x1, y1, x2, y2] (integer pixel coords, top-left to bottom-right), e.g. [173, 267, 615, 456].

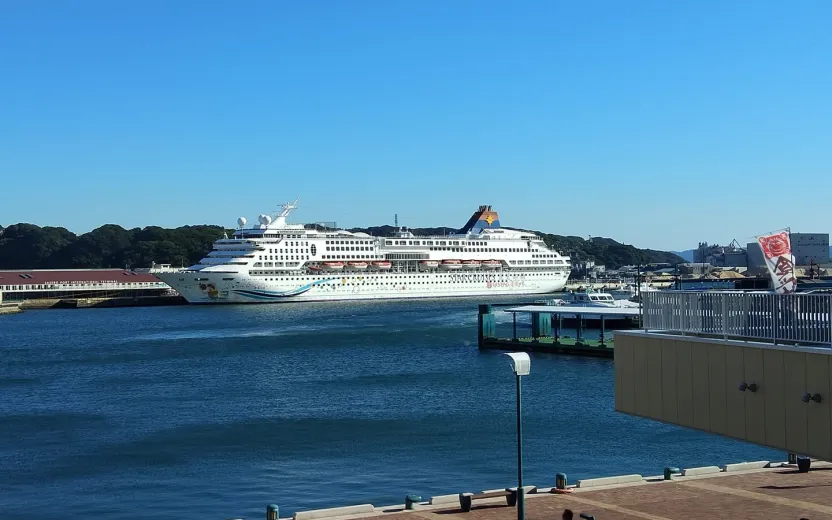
[828, 295, 832, 348]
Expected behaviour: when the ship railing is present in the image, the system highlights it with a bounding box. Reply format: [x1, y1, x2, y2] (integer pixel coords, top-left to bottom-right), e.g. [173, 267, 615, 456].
[642, 291, 832, 347]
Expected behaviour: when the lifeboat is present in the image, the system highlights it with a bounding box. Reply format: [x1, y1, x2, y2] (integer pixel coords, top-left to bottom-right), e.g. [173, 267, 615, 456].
[322, 262, 344, 271]
[440, 259, 463, 270]
[419, 260, 440, 270]
[462, 260, 481, 268]
[348, 261, 368, 270]
[307, 264, 323, 272]
[481, 260, 501, 269]
[371, 261, 392, 270]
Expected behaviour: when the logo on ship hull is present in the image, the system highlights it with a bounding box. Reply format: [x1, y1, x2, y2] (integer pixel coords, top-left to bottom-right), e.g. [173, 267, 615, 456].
[199, 283, 220, 299]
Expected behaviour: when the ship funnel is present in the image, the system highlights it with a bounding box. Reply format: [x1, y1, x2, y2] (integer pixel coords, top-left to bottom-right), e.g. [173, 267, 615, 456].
[458, 205, 501, 234]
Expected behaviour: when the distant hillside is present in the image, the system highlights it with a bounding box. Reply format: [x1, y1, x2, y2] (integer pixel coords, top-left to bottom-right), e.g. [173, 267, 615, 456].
[0, 223, 226, 270]
[0, 222, 684, 270]
[673, 249, 695, 262]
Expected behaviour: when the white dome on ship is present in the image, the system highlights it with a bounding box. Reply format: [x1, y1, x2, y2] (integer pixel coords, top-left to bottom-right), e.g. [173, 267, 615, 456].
[353, 232, 371, 237]
[237, 217, 247, 228]
[258, 214, 270, 225]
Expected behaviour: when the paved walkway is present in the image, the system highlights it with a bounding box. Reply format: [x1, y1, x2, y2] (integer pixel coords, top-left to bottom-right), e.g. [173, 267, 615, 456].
[367, 463, 832, 520]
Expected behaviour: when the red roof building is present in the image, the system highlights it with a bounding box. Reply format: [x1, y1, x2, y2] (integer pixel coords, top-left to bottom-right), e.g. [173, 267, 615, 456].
[0, 269, 170, 299]
[0, 269, 162, 285]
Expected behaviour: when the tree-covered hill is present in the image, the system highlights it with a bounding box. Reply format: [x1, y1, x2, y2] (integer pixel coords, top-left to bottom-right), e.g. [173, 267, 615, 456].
[0, 222, 684, 270]
[0, 223, 227, 270]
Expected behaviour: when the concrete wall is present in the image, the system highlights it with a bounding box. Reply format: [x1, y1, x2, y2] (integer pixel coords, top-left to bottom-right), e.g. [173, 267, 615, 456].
[615, 331, 832, 461]
[723, 252, 748, 267]
[746, 242, 765, 268]
[792, 233, 830, 265]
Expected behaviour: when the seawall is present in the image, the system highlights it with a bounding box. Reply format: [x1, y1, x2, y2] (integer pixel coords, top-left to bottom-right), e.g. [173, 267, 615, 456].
[19, 295, 187, 310]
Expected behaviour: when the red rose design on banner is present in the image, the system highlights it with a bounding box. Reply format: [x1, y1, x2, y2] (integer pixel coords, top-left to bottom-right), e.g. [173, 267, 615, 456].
[758, 232, 791, 260]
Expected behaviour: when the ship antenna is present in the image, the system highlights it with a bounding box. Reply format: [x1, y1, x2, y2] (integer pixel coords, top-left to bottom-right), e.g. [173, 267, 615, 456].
[394, 213, 398, 229]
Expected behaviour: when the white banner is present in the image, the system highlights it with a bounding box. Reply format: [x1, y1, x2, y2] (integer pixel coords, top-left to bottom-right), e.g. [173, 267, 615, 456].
[756, 231, 797, 294]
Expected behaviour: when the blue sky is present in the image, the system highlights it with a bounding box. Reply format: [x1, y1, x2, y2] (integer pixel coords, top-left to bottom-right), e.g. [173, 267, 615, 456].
[1, 1, 830, 250]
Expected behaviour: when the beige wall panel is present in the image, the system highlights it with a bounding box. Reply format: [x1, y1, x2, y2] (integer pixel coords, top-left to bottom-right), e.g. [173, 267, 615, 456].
[675, 340, 694, 428]
[762, 349, 786, 450]
[783, 351, 808, 455]
[743, 347, 766, 446]
[707, 343, 728, 436]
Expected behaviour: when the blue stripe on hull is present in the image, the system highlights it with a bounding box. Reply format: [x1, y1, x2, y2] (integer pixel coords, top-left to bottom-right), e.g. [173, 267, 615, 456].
[232, 278, 335, 300]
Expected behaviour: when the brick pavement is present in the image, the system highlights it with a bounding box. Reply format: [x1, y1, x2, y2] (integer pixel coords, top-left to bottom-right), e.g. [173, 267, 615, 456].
[352, 463, 832, 520]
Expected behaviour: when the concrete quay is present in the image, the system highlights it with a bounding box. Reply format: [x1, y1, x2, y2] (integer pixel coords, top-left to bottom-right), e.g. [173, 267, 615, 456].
[17, 295, 186, 310]
[259, 461, 832, 520]
[0, 302, 22, 314]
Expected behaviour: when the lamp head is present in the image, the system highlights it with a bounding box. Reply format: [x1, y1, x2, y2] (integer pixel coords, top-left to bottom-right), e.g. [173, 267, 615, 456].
[505, 352, 531, 376]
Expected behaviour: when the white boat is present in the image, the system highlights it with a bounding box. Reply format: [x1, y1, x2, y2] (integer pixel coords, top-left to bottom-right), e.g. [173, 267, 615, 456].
[152, 201, 571, 303]
[609, 283, 659, 300]
[557, 290, 640, 308]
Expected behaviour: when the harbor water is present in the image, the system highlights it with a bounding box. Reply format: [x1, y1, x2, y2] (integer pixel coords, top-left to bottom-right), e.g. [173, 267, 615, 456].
[1, 297, 779, 519]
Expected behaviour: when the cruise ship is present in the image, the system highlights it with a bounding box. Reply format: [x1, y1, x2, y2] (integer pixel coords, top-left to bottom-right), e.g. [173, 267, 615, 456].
[153, 201, 571, 304]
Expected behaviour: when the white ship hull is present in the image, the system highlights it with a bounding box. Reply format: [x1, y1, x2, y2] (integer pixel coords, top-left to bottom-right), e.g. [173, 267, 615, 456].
[152, 202, 572, 305]
[156, 270, 568, 304]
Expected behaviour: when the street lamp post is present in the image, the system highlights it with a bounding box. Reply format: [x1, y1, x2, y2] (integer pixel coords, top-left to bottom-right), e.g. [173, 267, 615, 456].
[505, 352, 530, 520]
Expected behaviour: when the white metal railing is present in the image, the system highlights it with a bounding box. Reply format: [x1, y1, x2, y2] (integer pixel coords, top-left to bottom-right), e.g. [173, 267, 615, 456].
[643, 291, 832, 346]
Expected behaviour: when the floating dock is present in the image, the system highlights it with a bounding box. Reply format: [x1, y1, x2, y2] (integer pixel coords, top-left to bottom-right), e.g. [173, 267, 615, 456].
[477, 304, 641, 357]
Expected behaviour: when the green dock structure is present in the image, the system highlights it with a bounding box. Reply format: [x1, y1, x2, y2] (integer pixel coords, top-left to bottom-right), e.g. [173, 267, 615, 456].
[478, 304, 641, 357]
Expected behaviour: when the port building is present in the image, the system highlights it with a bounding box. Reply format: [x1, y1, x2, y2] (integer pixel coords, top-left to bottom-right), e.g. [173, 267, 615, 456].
[0, 269, 169, 304]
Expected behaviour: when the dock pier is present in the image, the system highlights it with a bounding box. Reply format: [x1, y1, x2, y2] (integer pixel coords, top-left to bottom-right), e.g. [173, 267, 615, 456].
[241, 460, 832, 520]
[478, 303, 640, 357]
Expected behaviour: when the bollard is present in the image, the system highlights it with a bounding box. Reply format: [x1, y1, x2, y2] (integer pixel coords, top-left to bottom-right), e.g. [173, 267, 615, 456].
[664, 467, 681, 480]
[267, 504, 279, 520]
[555, 473, 567, 490]
[459, 493, 473, 513]
[405, 494, 422, 510]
